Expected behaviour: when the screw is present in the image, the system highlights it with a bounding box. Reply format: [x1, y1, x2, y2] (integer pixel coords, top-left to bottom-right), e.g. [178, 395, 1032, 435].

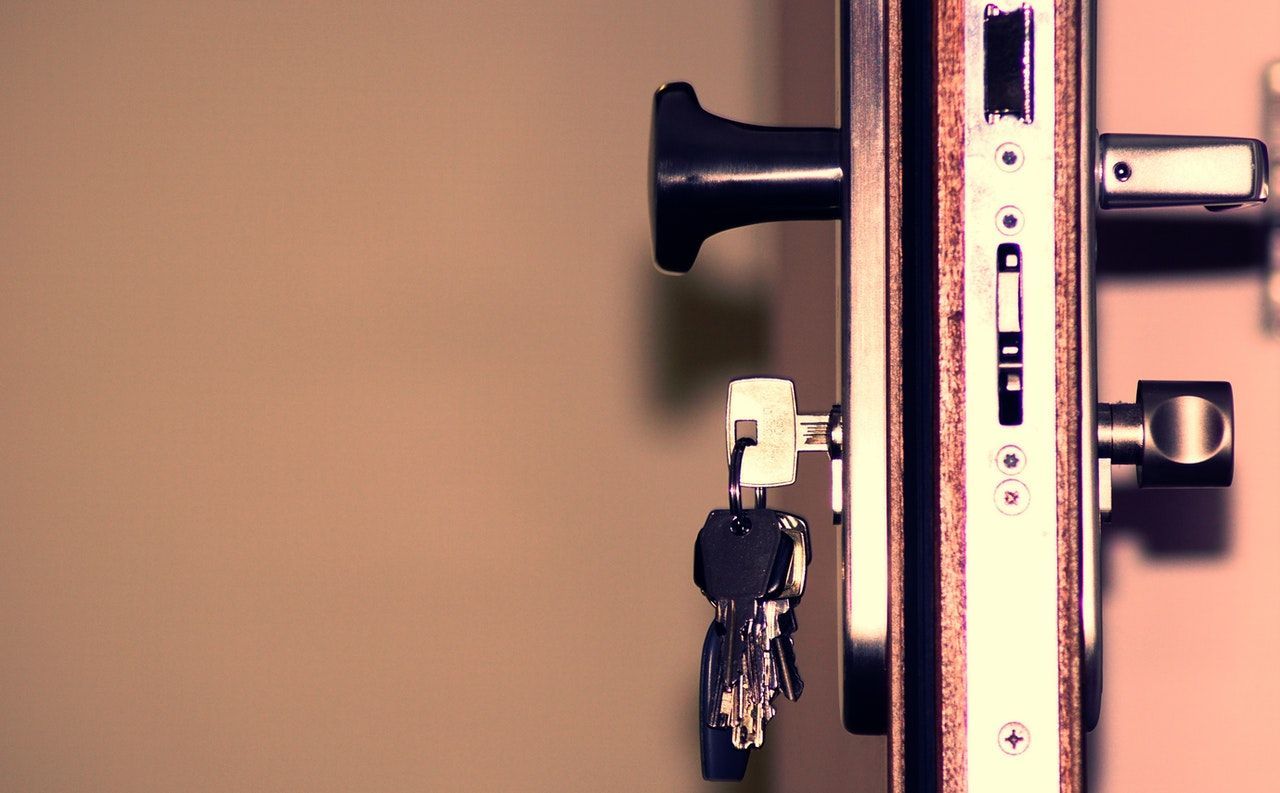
[1113, 161, 1132, 182]
[996, 206, 1023, 235]
[995, 142, 1023, 172]
[996, 444, 1026, 475]
[994, 479, 1029, 516]
[999, 722, 1030, 755]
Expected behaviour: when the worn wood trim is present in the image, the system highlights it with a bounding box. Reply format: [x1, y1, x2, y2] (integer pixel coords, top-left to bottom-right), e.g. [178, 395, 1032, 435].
[930, 1, 1087, 789]
[1054, 0, 1085, 789]
[886, 0, 906, 787]
[933, 0, 967, 789]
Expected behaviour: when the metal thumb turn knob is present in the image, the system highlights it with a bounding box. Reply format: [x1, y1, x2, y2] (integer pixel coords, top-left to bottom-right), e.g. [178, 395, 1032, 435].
[1098, 380, 1233, 487]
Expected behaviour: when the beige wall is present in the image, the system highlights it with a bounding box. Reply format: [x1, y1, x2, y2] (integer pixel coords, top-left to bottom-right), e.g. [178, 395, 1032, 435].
[0, 3, 790, 790]
[0, 2, 1274, 791]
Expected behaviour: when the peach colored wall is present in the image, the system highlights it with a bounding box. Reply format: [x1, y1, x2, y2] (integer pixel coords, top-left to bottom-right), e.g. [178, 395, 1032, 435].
[1091, 1, 1280, 789]
[0, 2, 1274, 792]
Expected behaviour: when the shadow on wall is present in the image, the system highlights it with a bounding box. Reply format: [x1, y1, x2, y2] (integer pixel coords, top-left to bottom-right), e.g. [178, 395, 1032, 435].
[1097, 215, 1268, 278]
[645, 256, 771, 413]
[1105, 485, 1232, 561]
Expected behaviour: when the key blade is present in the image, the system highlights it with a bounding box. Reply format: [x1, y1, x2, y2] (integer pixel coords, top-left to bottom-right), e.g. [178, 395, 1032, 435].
[701, 621, 726, 723]
[718, 600, 741, 694]
[773, 635, 804, 701]
[728, 600, 778, 750]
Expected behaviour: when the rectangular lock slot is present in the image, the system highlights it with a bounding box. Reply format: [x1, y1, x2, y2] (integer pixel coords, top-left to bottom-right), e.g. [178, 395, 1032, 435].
[996, 243, 1024, 425]
[983, 4, 1034, 123]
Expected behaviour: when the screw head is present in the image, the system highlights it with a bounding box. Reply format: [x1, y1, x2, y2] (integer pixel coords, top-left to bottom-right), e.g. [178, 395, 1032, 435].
[999, 722, 1030, 755]
[994, 479, 1029, 516]
[996, 444, 1026, 475]
[996, 205, 1024, 235]
[995, 142, 1024, 172]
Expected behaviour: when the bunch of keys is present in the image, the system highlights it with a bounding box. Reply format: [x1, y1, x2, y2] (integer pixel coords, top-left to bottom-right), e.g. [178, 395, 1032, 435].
[694, 435, 811, 781]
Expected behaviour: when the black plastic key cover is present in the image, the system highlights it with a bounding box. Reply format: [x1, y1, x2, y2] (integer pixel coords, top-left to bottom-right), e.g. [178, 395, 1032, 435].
[693, 509, 793, 600]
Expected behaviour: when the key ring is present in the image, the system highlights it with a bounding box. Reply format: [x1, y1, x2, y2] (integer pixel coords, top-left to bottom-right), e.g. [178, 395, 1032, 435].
[728, 437, 767, 530]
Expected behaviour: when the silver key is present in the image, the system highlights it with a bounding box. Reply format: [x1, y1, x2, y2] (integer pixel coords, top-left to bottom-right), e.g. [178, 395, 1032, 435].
[713, 598, 785, 749]
[726, 378, 831, 487]
[725, 377, 841, 516]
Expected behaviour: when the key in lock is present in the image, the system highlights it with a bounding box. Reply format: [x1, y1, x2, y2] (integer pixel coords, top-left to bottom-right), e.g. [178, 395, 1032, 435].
[725, 377, 841, 515]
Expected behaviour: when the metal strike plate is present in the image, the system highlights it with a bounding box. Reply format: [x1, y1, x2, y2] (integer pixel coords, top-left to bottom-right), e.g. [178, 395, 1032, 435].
[963, 1, 1066, 781]
[1098, 133, 1269, 210]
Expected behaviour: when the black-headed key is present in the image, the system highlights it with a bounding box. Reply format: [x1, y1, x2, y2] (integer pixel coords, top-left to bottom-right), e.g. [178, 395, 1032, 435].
[694, 507, 809, 770]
